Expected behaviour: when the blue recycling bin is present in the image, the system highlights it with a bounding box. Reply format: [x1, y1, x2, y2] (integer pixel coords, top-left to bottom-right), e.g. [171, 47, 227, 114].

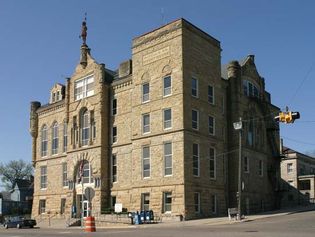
[140, 211, 145, 224]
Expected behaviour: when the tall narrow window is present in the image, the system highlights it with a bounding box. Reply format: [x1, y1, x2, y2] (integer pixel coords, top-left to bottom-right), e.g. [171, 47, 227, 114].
[163, 108, 172, 129]
[40, 166, 47, 189]
[112, 126, 117, 143]
[41, 125, 48, 157]
[39, 200, 46, 214]
[91, 111, 96, 140]
[164, 142, 172, 176]
[142, 114, 150, 134]
[74, 75, 94, 100]
[142, 83, 150, 103]
[208, 116, 215, 135]
[192, 109, 199, 130]
[191, 78, 198, 97]
[163, 76, 172, 96]
[141, 193, 150, 211]
[142, 146, 150, 178]
[112, 154, 117, 183]
[63, 122, 67, 152]
[208, 85, 214, 104]
[209, 147, 216, 179]
[211, 194, 217, 214]
[259, 160, 263, 176]
[62, 163, 68, 187]
[112, 98, 117, 115]
[52, 122, 58, 155]
[163, 192, 172, 213]
[193, 143, 199, 176]
[81, 110, 90, 146]
[247, 119, 254, 146]
[81, 160, 93, 184]
[244, 156, 249, 173]
[287, 163, 293, 173]
[194, 192, 200, 213]
[60, 198, 66, 214]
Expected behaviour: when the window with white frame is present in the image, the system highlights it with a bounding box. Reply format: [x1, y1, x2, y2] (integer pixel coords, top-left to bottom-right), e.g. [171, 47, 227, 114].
[142, 83, 150, 103]
[244, 156, 249, 173]
[247, 119, 254, 146]
[112, 98, 117, 116]
[164, 142, 172, 176]
[40, 166, 47, 189]
[63, 121, 67, 152]
[243, 80, 259, 98]
[141, 193, 150, 211]
[142, 146, 150, 178]
[52, 122, 58, 155]
[163, 76, 172, 96]
[163, 192, 172, 213]
[39, 200, 46, 214]
[81, 110, 90, 146]
[259, 160, 263, 176]
[208, 85, 214, 104]
[193, 143, 199, 176]
[81, 160, 93, 184]
[287, 163, 293, 174]
[194, 192, 200, 213]
[209, 147, 216, 179]
[112, 126, 117, 143]
[41, 125, 48, 157]
[62, 163, 68, 187]
[191, 78, 198, 97]
[142, 114, 150, 134]
[192, 109, 199, 130]
[112, 154, 117, 183]
[211, 194, 217, 214]
[208, 116, 215, 135]
[163, 108, 172, 129]
[74, 75, 94, 101]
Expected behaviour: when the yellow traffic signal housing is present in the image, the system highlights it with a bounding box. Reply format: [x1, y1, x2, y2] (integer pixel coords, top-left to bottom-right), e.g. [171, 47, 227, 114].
[275, 111, 300, 124]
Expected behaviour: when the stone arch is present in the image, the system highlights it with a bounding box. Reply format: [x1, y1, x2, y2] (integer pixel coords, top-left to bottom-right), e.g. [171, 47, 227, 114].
[162, 64, 172, 76]
[141, 72, 150, 82]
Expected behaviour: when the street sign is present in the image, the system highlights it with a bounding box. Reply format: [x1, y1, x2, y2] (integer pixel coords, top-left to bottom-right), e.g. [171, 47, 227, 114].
[84, 187, 95, 201]
[233, 121, 242, 130]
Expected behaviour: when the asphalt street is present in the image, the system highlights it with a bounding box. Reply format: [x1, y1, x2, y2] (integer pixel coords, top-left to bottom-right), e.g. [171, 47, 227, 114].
[1, 210, 314, 237]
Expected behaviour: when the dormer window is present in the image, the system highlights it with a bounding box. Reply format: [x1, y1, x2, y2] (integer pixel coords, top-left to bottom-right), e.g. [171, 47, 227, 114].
[75, 75, 94, 101]
[243, 80, 259, 98]
[50, 84, 65, 103]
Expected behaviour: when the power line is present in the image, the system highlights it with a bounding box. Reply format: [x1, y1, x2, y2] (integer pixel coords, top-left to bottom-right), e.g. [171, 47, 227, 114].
[281, 136, 315, 146]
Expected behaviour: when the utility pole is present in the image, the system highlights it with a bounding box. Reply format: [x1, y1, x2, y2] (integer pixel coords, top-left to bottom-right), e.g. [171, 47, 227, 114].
[233, 117, 242, 220]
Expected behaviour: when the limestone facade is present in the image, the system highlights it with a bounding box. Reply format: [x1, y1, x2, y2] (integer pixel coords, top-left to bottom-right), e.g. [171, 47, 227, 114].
[30, 18, 280, 220]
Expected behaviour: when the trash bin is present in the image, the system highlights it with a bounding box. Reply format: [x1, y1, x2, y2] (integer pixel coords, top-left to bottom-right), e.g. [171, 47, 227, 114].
[149, 210, 154, 221]
[140, 211, 144, 224]
[134, 212, 140, 225]
[145, 211, 150, 223]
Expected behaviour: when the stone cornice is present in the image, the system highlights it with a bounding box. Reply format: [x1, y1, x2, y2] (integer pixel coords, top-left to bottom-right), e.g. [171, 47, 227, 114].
[37, 100, 65, 115]
[112, 77, 133, 89]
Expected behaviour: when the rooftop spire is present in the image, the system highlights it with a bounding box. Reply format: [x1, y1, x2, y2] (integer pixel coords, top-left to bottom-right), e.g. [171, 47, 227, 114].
[80, 13, 88, 45]
[79, 13, 90, 68]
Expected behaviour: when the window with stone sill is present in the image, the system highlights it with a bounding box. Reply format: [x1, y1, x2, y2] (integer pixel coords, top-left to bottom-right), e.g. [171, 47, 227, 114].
[142, 83, 150, 103]
[41, 125, 48, 157]
[192, 109, 199, 130]
[163, 76, 172, 96]
[74, 75, 94, 101]
[51, 122, 59, 155]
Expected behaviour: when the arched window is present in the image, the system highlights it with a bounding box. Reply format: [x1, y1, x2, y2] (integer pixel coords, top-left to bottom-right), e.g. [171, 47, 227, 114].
[77, 160, 93, 184]
[63, 121, 67, 152]
[41, 125, 48, 157]
[81, 110, 90, 146]
[52, 122, 59, 155]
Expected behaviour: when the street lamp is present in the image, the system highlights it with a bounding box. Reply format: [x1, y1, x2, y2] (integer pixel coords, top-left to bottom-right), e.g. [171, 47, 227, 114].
[233, 117, 242, 220]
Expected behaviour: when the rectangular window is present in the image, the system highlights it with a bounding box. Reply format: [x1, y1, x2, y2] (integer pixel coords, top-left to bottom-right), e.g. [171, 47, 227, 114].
[192, 109, 199, 130]
[40, 166, 47, 189]
[164, 142, 172, 176]
[244, 156, 249, 173]
[52, 124, 58, 155]
[287, 163, 293, 173]
[62, 163, 68, 187]
[63, 122, 67, 152]
[163, 192, 172, 213]
[193, 143, 199, 176]
[208, 116, 215, 135]
[163, 108, 172, 129]
[111, 196, 116, 209]
[141, 193, 150, 211]
[211, 194, 217, 214]
[74, 75, 94, 101]
[142, 114, 150, 134]
[41, 127, 48, 157]
[209, 147, 216, 179]
[39, 200, 46, 214]
[194, 192, 200, 213]
[191, 78, 198, 97]
[112, 126, 117, 143]
[112, 154, 117, 183]
[112, 98, 117, 115]
[60, 198, 66, 214]
[142, 146, 150, 178]
[208, 85, 214, 104]
[163, 76, 172, 96]
[259, 160, 263, 176]
[142, 83, 150, 103]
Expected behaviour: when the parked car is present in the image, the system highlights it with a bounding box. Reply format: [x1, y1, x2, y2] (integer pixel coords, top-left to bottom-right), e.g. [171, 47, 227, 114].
[3, 216, 36, 229]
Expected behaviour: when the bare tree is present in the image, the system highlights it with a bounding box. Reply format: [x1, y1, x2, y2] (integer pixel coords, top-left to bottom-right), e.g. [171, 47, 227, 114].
[0, 159, 33, 190]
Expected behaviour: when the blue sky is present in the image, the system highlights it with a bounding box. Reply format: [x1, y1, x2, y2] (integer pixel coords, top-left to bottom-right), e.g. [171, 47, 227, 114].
[0, 0, 315, 166]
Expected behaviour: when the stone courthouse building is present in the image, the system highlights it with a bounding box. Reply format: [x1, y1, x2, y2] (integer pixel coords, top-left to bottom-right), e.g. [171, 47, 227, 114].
[30, 18, 281, 220]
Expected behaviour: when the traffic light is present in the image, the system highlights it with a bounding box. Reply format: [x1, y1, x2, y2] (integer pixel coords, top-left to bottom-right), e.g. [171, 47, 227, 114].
[275, 111, 300, 123]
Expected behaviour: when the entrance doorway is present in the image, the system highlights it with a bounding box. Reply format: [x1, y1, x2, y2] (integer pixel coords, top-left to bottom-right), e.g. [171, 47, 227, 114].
[76, 195, 90, 218]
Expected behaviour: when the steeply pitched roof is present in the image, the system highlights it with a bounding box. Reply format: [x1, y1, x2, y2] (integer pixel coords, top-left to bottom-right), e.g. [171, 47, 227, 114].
[14, 179, 33, 190]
